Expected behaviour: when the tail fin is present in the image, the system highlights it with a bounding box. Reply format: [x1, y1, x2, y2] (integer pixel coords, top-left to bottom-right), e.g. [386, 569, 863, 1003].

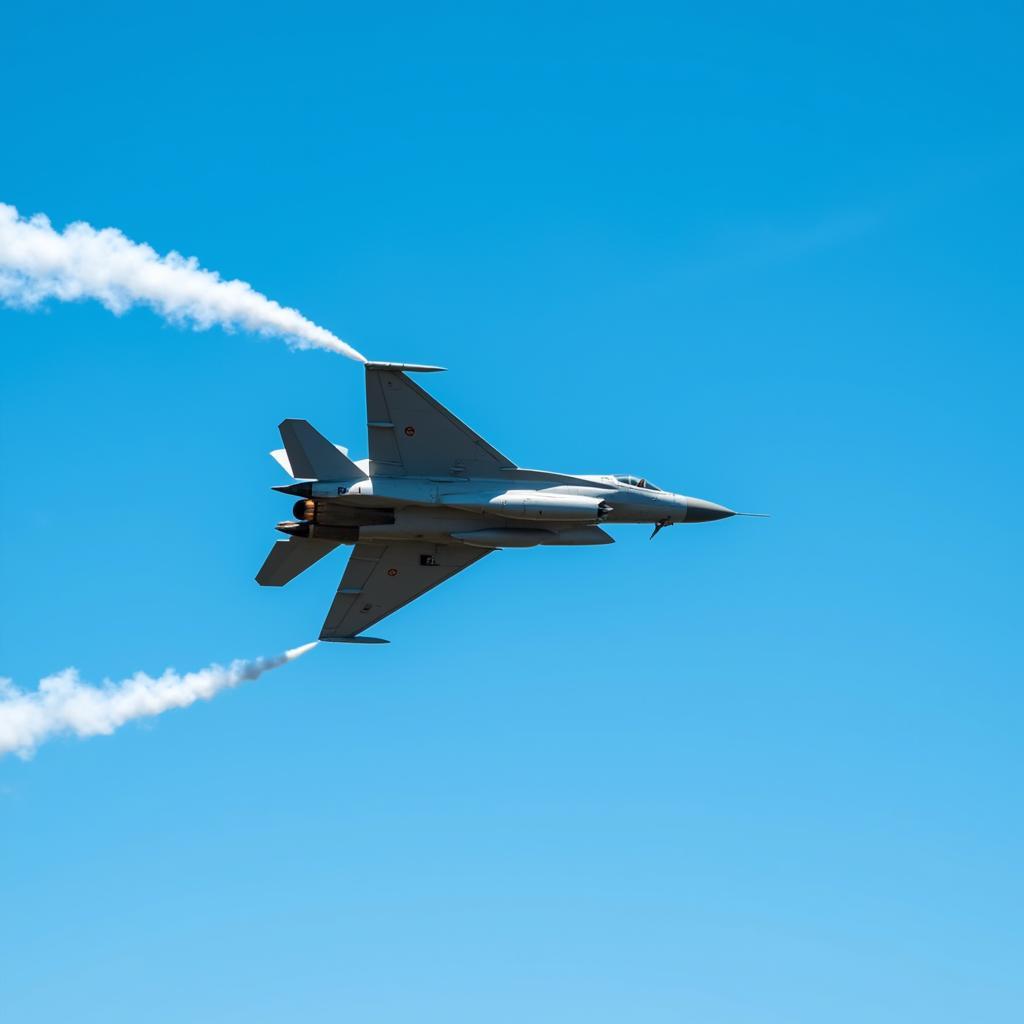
[278, 419, 367, 481]
[256, 538, 341, 587]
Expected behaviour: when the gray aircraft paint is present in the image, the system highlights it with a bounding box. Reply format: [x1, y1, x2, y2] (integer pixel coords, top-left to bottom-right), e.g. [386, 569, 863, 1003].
[256, 362, 746, 643]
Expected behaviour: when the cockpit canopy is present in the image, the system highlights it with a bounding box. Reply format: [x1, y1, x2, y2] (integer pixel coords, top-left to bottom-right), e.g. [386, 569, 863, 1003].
[613, 474, 663, 491]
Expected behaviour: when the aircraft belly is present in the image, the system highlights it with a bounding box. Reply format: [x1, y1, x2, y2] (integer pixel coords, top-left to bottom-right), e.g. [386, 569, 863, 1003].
[359, 505, 499, 542]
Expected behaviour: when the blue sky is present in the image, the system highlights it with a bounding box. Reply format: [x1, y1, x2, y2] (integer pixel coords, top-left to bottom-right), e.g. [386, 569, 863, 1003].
[1, 3, 1022, 1021]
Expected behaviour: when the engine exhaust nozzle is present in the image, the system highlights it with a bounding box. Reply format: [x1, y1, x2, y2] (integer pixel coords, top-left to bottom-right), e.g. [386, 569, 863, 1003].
[276, 520, 358, 543]
[277, 520, 312, 538]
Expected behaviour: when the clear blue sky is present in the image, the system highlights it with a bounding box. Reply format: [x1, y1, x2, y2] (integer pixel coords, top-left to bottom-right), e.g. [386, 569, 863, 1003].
[1, 3, 1022, 1021]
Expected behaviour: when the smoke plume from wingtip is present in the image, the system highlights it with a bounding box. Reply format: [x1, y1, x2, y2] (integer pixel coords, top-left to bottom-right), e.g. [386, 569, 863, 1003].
[0, 203, 365, 362]
[0, 641, 318, 760]
[285, 641, 320, 660]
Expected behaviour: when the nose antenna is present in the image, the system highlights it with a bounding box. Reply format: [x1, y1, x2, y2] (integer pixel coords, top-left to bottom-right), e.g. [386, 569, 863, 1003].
[735, 512, 771, 518]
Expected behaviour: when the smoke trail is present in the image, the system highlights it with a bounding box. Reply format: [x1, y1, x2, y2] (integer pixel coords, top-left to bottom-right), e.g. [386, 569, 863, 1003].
[0, 203, 365, 361]
[0, 642, 317, 759]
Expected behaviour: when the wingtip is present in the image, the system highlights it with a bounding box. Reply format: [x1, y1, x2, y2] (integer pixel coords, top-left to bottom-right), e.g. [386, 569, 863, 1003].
[319, 635, 391, 644]
[364, 361, 446, 373]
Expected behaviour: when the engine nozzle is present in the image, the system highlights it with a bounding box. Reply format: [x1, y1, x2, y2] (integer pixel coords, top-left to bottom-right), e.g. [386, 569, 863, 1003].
[276, 520, 358, 543]
[293, 499, 316, 522]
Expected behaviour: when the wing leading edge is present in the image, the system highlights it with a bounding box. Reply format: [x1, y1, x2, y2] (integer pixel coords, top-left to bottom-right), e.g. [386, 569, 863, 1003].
[320, 541, 492, 642]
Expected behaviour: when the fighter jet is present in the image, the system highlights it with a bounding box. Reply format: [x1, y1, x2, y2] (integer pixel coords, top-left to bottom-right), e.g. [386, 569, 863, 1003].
[257, 362, 753, 643]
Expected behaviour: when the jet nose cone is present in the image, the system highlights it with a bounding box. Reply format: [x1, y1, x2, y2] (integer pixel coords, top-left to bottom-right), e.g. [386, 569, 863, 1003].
[683, 497, 736, 523]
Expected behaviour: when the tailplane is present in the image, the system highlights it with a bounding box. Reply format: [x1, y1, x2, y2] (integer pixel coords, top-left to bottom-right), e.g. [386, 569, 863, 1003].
[256, 538, 341, 587]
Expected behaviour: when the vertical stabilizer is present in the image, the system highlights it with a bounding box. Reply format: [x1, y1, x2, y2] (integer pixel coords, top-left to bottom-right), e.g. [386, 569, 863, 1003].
[278, 419, 367, 481]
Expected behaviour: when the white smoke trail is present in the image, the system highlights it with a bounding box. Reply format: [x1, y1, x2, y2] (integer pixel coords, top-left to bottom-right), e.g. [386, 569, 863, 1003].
[0, 203, 365, 361]
[0, 642, 318, 759]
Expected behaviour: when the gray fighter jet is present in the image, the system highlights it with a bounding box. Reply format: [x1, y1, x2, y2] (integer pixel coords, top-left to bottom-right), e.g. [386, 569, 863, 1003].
[257, 362, 752, 643]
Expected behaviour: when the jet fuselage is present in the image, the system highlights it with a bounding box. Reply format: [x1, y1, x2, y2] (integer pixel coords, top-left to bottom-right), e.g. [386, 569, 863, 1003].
[256, 361, 749, 643]
[273, 468, 735, 548]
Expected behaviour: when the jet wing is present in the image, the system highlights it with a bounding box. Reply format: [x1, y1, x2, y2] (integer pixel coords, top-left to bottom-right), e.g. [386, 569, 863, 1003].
[320, 541, 492, 642]
[365, 363, 515, 477]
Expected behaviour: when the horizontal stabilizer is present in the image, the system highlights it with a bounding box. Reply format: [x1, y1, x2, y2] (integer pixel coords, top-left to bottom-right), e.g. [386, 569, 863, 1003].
[278, 419, 367, 481]
[269, 448, 294, 475]
[256, 538, 342, 587]
[270, 444, 350, 477]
